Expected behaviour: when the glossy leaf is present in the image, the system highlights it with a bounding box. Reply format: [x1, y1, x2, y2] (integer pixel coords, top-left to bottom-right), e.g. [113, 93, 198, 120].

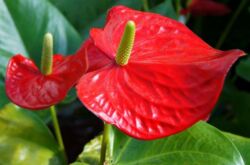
[0, 80, 9, 108]
[51, 0, 142, 39]
[0, 104, 65, 164]
[109, 122, 244, 165]
[70, 163, 88, 165]
[81, 0, 143, 39]
[0, 0, 82, 78]
[50, 0, 113, 31]
[74, 135, 102, 165]
[225, 133, 250, 165]
[236, 55, 250, 81]
[6, 53, 87, 110]
[210, 84, 250, 137]
[152, 0, 178, 19]
[77, 6, 245, 139]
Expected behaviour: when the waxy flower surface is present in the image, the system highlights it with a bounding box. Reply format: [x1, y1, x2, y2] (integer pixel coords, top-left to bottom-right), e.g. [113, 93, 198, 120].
[181, 0, 231, 16]
[77, 6, 244, 140]
[6, 53, 87, 110]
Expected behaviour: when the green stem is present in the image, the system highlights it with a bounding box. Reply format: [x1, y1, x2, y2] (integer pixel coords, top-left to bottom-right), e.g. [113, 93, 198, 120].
[100, 124, 110, 165]
[50, 106, 66, 155]
[216, 0, 248, 48]
[141, 0, 149, 11]
[40, 33, 67, 162]
[175, 0, 181, 15]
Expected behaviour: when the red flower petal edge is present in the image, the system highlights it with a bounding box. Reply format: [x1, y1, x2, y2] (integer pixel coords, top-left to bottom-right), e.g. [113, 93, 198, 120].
[6, 53, 87, 110]
[183, 0, 231, 16]
[76, 6, 245, 140]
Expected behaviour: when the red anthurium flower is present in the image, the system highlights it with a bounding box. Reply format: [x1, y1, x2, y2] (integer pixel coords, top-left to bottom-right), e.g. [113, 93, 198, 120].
[6, 52, 87, 110]
[76, 6, 244, 140]
[181, 0, 231, 16]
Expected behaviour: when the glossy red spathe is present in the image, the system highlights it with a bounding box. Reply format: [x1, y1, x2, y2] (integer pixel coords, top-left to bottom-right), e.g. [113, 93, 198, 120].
[6, 53, 87, 110]
[76, 6, 244, 140]
[181, 0, 231, 16]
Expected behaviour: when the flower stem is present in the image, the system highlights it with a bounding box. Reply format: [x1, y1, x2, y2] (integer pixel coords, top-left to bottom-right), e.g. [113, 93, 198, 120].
[40, 33, 67, 161]
[216, 0, 248, 48]
[141, 0, 149, 11]
[100, 123, 110, 165]
[50, 106, 66, 159]
[175, 0, 181, 14]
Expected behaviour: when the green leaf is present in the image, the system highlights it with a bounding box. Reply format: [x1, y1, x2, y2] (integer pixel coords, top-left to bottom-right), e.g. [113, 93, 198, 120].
[50, 0, 142, 39]
[60, 88, 77, 105]
[0, 0, 82, 77]
[210, 84, 250, 137]
[0, 104, 65, 164]
[225, 133, 250, 165]
[74, 135, 102, 165]
[152, 0, 178, 20]
[81, 0, 143, 39]
[70, 163, 88, 165]
[109, 122, 244, 165]
[236, 55, 250, 81]
[50, 0, 113, 32]
[0, 80, 9, 108]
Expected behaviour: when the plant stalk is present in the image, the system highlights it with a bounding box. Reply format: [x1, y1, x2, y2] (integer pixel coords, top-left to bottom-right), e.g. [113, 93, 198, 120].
[141, 0, 149, 11]
[50, 106, 66, 158]
[216, 0, 248, 48]
[100, 123, 110, 165]
[40, 33, 67, 162]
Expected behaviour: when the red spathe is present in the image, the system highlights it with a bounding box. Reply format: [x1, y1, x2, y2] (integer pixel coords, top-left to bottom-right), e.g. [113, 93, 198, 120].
[183, 0, 231, 16]
[76, 6, 244, 140]
[6, 53, 87, 110]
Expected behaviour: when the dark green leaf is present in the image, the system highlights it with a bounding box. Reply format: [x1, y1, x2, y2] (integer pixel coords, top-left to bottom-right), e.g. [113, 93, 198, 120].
[74, 135, 102, 165]
[50, 0, 143, 39]
[50, 0, 113, 31]
[0, 80, 9, 108]
[152, 0, 178, 20]
[210, 84, 250, 137]
[225, 133, 250, 165]
[60, 88, 77, 105]
[0, 0, 82, 76]
[109, 122, 244, 165]
[70, 162, 88, 165]
[236, 55, 250, 81]
[0, 104, 65, 164]
[81, 0, 143, 39]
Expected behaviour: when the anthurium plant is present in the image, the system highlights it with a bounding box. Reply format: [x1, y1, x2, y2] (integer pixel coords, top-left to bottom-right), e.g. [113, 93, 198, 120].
[0, 0, 249, 165]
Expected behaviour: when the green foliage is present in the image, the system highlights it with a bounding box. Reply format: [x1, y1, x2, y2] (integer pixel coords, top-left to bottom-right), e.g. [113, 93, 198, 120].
[0, 80, 9, 108]
[74, 122, 250, 165]
[225, 133, 250, 165]
[236, 55, 250, 81]
[109, 122, 244, 165]
[74, 135, 102, 165]
[0, 0, 81, 75]
[0, 104, 65, 165]
[152, 0, 178, 19]
[210, 83, 250, 137]
[51, 0, 143, 39]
